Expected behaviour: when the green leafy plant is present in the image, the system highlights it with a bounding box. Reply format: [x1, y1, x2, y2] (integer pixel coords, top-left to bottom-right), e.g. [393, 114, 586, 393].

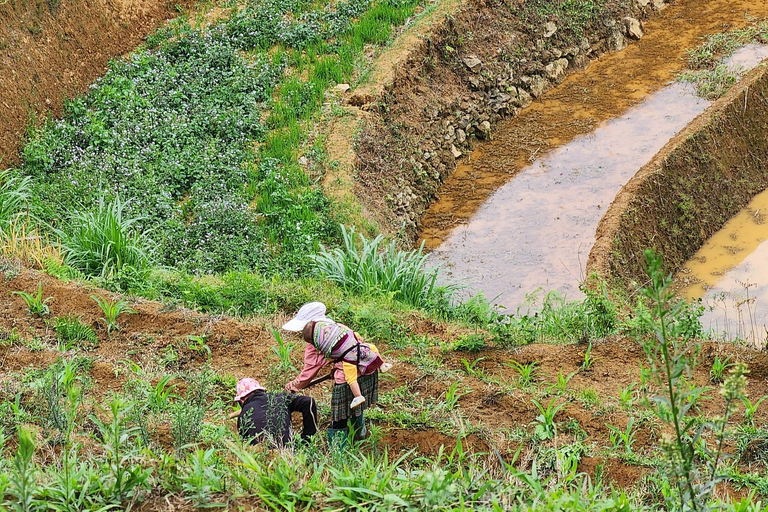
[607, 418, 636, 454]
[636, 249, 746, 511]
[549, 369, 576, 396]
[54, 315, 99, 350]
[710, 355, 733, 383]
[451, 333, 486, 352]
[54, 194, 153, 280]
[0, 170, 31, 231]
[444, 381, 471, 410]
[186, 333, 211, 359]
[460, 357, 486, 379]
[506, 361, 538, 388]
[742, 395, 768, 427]
[532, 398, 565, 441]
[7, 426, 37, 512]
[12, 282, 51, 317]
[619, 383, 636, 410]
[270, 328, 296, 372]
[90, 294, 136, 335]
[148, 375, 179, 413]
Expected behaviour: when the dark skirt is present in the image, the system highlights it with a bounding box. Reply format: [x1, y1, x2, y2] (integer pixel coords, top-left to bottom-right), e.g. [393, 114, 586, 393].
[330, 371, 379, 422]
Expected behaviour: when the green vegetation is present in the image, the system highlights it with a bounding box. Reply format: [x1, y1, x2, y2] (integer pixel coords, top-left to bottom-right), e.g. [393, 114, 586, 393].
[6, 0, 768, 509]
[90, 293, 136, 335]
[680, 18, 768, 99]
[12, 283, 51, 317]
[54, 315, 99, 350]
[311, 225, 454, 310]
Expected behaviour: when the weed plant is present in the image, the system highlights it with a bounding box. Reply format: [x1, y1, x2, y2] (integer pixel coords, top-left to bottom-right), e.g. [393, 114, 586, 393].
[12, 283, 51, 317]
[636, 250, 747, 511]
[54, 315, 99, 350]
[55, 195, 153, 280]
[311, 225, 455, 309]
[0, 170, 31, 230]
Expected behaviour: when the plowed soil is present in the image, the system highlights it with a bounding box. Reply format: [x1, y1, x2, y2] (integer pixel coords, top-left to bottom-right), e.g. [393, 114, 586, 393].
[3, 265, 768, 493]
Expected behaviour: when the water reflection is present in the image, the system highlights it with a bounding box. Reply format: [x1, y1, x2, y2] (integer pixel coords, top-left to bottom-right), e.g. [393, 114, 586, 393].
[429, 82, 709, 309]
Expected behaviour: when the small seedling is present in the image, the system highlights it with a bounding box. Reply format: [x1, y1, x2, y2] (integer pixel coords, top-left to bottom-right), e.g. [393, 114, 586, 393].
[149, 375, 179, 412]
[12, 283, 51, 317]
[505, 361, 538, 388]
[710, 355, 732, 383]
[270, 328, 296, 372]
[742, 396, 768, 426]
[90, 294, 136, 335]
[444, 381, 472, 410]
[581, 342, 595, 371]
[549, 370, 576, 396]
[607, 417, 636, 454]
[187, 334, 211, 359]
[461, 357, 486, 378]
[619, 383, 636, 410]
[532, 398, 565, 440]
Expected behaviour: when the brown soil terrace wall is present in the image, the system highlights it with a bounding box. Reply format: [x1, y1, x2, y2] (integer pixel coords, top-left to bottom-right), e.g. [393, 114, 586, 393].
[0, 0, 186, 164]
[353, 0, 670, 241]
[588, 62, 768, 290]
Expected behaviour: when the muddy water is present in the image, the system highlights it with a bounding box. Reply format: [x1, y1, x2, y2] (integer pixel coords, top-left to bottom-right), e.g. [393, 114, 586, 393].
[677, 189, 768, 344]
[429, 83, 708, 306]
[421, 0, 768, 308]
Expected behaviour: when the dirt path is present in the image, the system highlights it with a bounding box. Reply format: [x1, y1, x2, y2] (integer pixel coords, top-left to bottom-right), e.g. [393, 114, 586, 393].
[419, 0, 768, 248]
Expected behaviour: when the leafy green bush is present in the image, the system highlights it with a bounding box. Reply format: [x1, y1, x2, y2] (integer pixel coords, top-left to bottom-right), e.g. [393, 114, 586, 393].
[55, 195, 153, 279]
[310, 225, 455, 309]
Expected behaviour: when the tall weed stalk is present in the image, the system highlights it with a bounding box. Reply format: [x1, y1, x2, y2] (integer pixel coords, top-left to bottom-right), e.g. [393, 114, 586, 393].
[637, 249, 745, 511]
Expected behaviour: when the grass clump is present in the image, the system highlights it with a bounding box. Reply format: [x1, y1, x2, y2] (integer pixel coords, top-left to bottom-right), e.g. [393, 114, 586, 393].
[310, 225, 455, 310]
[680, 18, 768, 99]
[55, 195, 153, 280]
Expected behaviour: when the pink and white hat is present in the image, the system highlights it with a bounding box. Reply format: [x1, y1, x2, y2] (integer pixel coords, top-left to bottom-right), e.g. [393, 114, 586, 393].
[233, 378, 265, 402]
[282, 301, 332, 331]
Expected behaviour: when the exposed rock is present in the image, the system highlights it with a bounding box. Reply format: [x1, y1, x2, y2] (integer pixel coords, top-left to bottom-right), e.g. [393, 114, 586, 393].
[636, 0, 650, 6]
[543, 22, 557, 38]
[544, 58, 569, 81]
[462, 54, 482, 71]
[450, 144, 462, 158]
[514, 88, 532, 108]
[528, 76, 549, 98]
[569, 54, 591, 71]
[623, 17, 644, 39]
[477, 120, 491, 138]
[335, 83, 350, 93]
[608, 30, 627, 51]
[652, 0, 666, 10]
[299, 156, 308, 166]
[456, 129, 466, 144]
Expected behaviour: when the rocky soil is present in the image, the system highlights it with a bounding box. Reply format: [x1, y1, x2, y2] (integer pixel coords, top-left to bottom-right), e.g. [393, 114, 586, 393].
[351, 0, 668, 242]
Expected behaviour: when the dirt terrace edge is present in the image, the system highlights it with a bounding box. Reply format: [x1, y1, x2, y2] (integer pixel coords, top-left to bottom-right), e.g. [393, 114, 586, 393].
[587, 60, 768, 291]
